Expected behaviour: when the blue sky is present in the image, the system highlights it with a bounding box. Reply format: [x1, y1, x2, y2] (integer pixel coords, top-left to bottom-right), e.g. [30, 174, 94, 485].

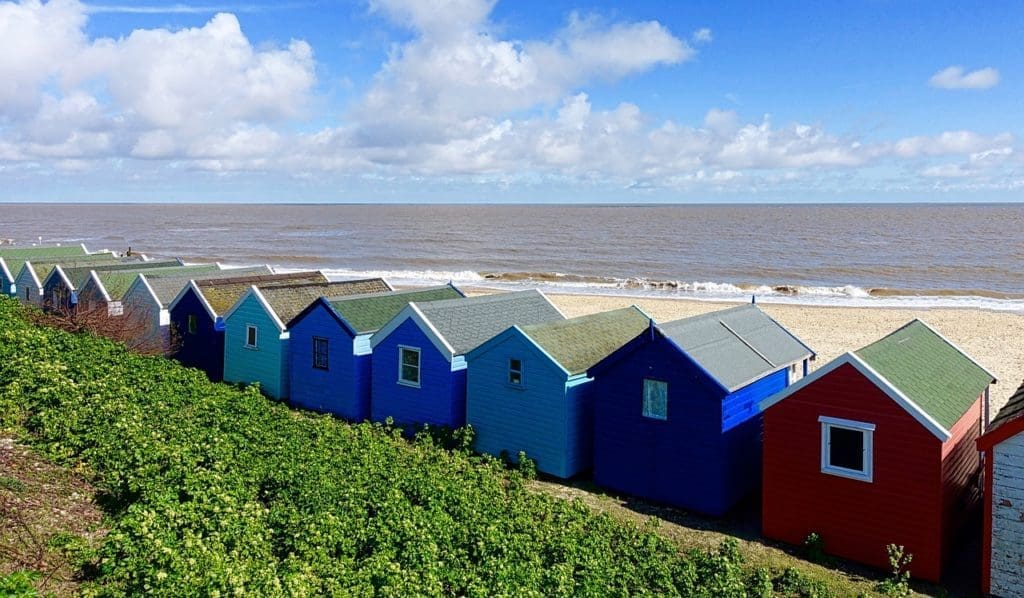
[0, 0, 1021, 202]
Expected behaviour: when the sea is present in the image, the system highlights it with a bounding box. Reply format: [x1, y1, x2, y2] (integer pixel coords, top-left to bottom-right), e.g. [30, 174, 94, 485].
[3, 203, 1024, 312]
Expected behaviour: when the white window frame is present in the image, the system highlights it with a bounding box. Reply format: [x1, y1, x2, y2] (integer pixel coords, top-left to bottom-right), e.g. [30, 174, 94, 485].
[245, 324, 258, 349]
[398, 345, 421, 387]
[642, 378, 668, 421]
[819, 415, 875, 482]
[508, 358, 524, 387]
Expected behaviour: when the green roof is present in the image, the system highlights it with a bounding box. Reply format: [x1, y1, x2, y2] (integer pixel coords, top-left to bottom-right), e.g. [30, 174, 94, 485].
[855, 319, 994, 431]
[521, 307, 650, 375]
[197, 272, 328, 315]
[326, 286, 464, 333]
[258, 279, 392, 324]
[29, 254, 124, 278]
[97, 265, 221, 299]
[0, 245, 86, 260]
[57, 260, 181, 288]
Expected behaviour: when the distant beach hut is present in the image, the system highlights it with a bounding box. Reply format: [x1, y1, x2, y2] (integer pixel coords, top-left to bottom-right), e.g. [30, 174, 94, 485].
[221, 279, 393, 400]
[977, 380, 1024, 595]
[466, 306, 650, 478]
[39, 258, 176, 312]
[369, 290, 565, 430]
[168, 271, 328, 381]
[119, 266, 272, 355]
[0, 244, 90, 297]
[760, 319, 994, 582]
[286, 285, 465, 420]
[13, 254, 129, 306]
[75, 264, 220, 318]
[587, 304, 814, 516]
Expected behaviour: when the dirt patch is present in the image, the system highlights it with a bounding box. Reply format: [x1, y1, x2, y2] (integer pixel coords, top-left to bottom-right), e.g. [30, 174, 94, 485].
[0, 437, 106, 595]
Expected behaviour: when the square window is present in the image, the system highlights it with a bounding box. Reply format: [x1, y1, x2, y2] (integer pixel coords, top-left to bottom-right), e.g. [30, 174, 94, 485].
[187, 314, 198, 335]
[313, 337, 329, 370]
[399, 346, 420, 386]
[508, 358, 523, 386]
[819, 416, 874, 482]
[642, 378, 668, 420]
[246, 325, 258, 348]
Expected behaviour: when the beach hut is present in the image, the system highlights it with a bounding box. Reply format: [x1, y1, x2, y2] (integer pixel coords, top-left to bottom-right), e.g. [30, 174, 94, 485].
[466, 306, 650, 478]
[221, 279, 393, 400]
[0, 244, 90, 296]
[977, 380, 1024, 596]
[286, 285, 465, 420]
[168, 271, 328, 381]
[75, 264, 221, 317]
[760, 319, 995, 583]
[119, 266, 273, 355]
[14, 254, 133, 306]
[369, 290, 565, 430]
[39, 258, 177, 312]
[587, 304, 814, 516]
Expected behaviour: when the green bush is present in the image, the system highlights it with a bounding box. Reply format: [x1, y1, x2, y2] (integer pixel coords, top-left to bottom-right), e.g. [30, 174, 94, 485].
[0, 297, 842, 595]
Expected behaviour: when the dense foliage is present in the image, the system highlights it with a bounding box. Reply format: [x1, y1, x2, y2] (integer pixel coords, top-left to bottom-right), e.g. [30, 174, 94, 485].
[0, 298, 835, 596]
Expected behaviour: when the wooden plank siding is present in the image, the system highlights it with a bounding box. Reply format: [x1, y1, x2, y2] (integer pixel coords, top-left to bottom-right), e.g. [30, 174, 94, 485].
[990, 430, 1024, 596]
[169, 287, 225, 381]
[288, 303, 372, 421]
[762, 363, 946, 582]
[370, 317, 465, 429]
[120, 280, 169, 354]
[14, 266, 45, 306]
[938, 396, 983, 573]
[222, 293, 290, 400]
[592, 334, 746, 516]
[466, 329, 580, 478]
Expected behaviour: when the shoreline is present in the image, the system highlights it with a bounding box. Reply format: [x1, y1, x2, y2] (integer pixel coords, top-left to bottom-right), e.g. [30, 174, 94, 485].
[465, 289, 1024, 412]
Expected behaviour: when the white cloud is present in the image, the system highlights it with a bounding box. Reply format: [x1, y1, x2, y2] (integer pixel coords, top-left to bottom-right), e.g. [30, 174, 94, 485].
[692, 27, 712, 44]
[928, 65, 1000, 90]
[892, 131, 1013, 157]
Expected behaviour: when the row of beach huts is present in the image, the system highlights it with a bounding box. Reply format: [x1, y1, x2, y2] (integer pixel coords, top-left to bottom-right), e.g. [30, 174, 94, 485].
[2, 243, 1023, 593]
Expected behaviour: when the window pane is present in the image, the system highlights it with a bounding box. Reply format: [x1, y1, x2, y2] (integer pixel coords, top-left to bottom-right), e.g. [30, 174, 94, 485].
[509, 358, 522, 385]
[642, 379, 668, 420]
[400, 348, 420, 384]
[247, 326, 257, 347]
[313, 337, 329, 369]
[402, 349, 419, 366]
[401, 364, 419, 384]
[829, 427, 864, 472]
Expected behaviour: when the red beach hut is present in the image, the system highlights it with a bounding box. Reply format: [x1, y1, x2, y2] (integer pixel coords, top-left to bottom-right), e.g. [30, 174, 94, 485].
[760, 319, 995, 582]
[977, 380, 1024, 596]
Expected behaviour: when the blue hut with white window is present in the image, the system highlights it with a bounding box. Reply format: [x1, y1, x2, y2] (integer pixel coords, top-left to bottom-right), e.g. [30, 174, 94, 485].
[587, 304, 814, 516]
[286, 285, 464, 420]
[369, 290, 565, 430]
[465, 306, 650, 478]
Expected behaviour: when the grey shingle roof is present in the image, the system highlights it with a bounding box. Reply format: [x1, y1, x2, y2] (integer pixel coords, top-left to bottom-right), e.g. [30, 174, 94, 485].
[197, 272, 329, 315]
[324, 285, 464, 334]
[660, 304, 813, 391]
[991, 379, 1024, 430]
[522, 307, 650, 375]
[258, 279, 392, 324]
[99, 265, 221, 299]
[142, 266, 273, 307]
[414, 290, 565, 355]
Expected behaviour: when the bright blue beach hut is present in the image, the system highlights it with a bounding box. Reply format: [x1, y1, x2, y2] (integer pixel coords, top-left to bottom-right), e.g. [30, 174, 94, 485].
[587, 304, 814, 516]
[168, 271, 327, 381]
[465, 306, 650, 478]
[369, 290, 565, 430]
[286, 285, 465, 420]
[221, 279, 392, 399]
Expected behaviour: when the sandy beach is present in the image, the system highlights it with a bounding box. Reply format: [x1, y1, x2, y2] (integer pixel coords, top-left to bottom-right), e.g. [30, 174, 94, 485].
[534, 293, 1024, 414]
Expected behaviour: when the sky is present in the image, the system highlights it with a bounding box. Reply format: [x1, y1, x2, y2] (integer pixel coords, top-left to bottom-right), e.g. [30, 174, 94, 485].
[0, 0, 1022, 203]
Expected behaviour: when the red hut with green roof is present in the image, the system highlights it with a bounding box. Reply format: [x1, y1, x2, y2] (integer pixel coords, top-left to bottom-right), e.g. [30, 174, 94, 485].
[760, 319, 995, 583]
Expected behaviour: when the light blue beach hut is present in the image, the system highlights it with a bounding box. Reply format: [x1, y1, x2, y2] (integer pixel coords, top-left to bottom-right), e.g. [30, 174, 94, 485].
[465, 306, 650, 478]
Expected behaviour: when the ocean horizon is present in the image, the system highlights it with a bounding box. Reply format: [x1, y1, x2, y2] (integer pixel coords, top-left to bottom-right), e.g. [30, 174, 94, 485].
[3, 202, 1023, 312]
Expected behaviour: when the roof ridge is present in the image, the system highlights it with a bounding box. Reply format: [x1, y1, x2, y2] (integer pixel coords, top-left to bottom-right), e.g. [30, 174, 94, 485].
[257, 277, 384, 291]
[196, 270, 323, 287]
[326, 284, 455, 303]
[521, 306, 644, 332]
[416, 289, 539, 311]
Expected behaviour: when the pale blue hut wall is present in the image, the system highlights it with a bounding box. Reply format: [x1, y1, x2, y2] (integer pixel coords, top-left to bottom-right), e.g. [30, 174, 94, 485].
[121, 282, 169, 354]
[222, 293, 288, 400]
[288, 303, 370, 420]
[370, 317, 463, 429]
[42, 272, 76, 313]
[14, 268, 44, 306]
[466, 329, 576, 478]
